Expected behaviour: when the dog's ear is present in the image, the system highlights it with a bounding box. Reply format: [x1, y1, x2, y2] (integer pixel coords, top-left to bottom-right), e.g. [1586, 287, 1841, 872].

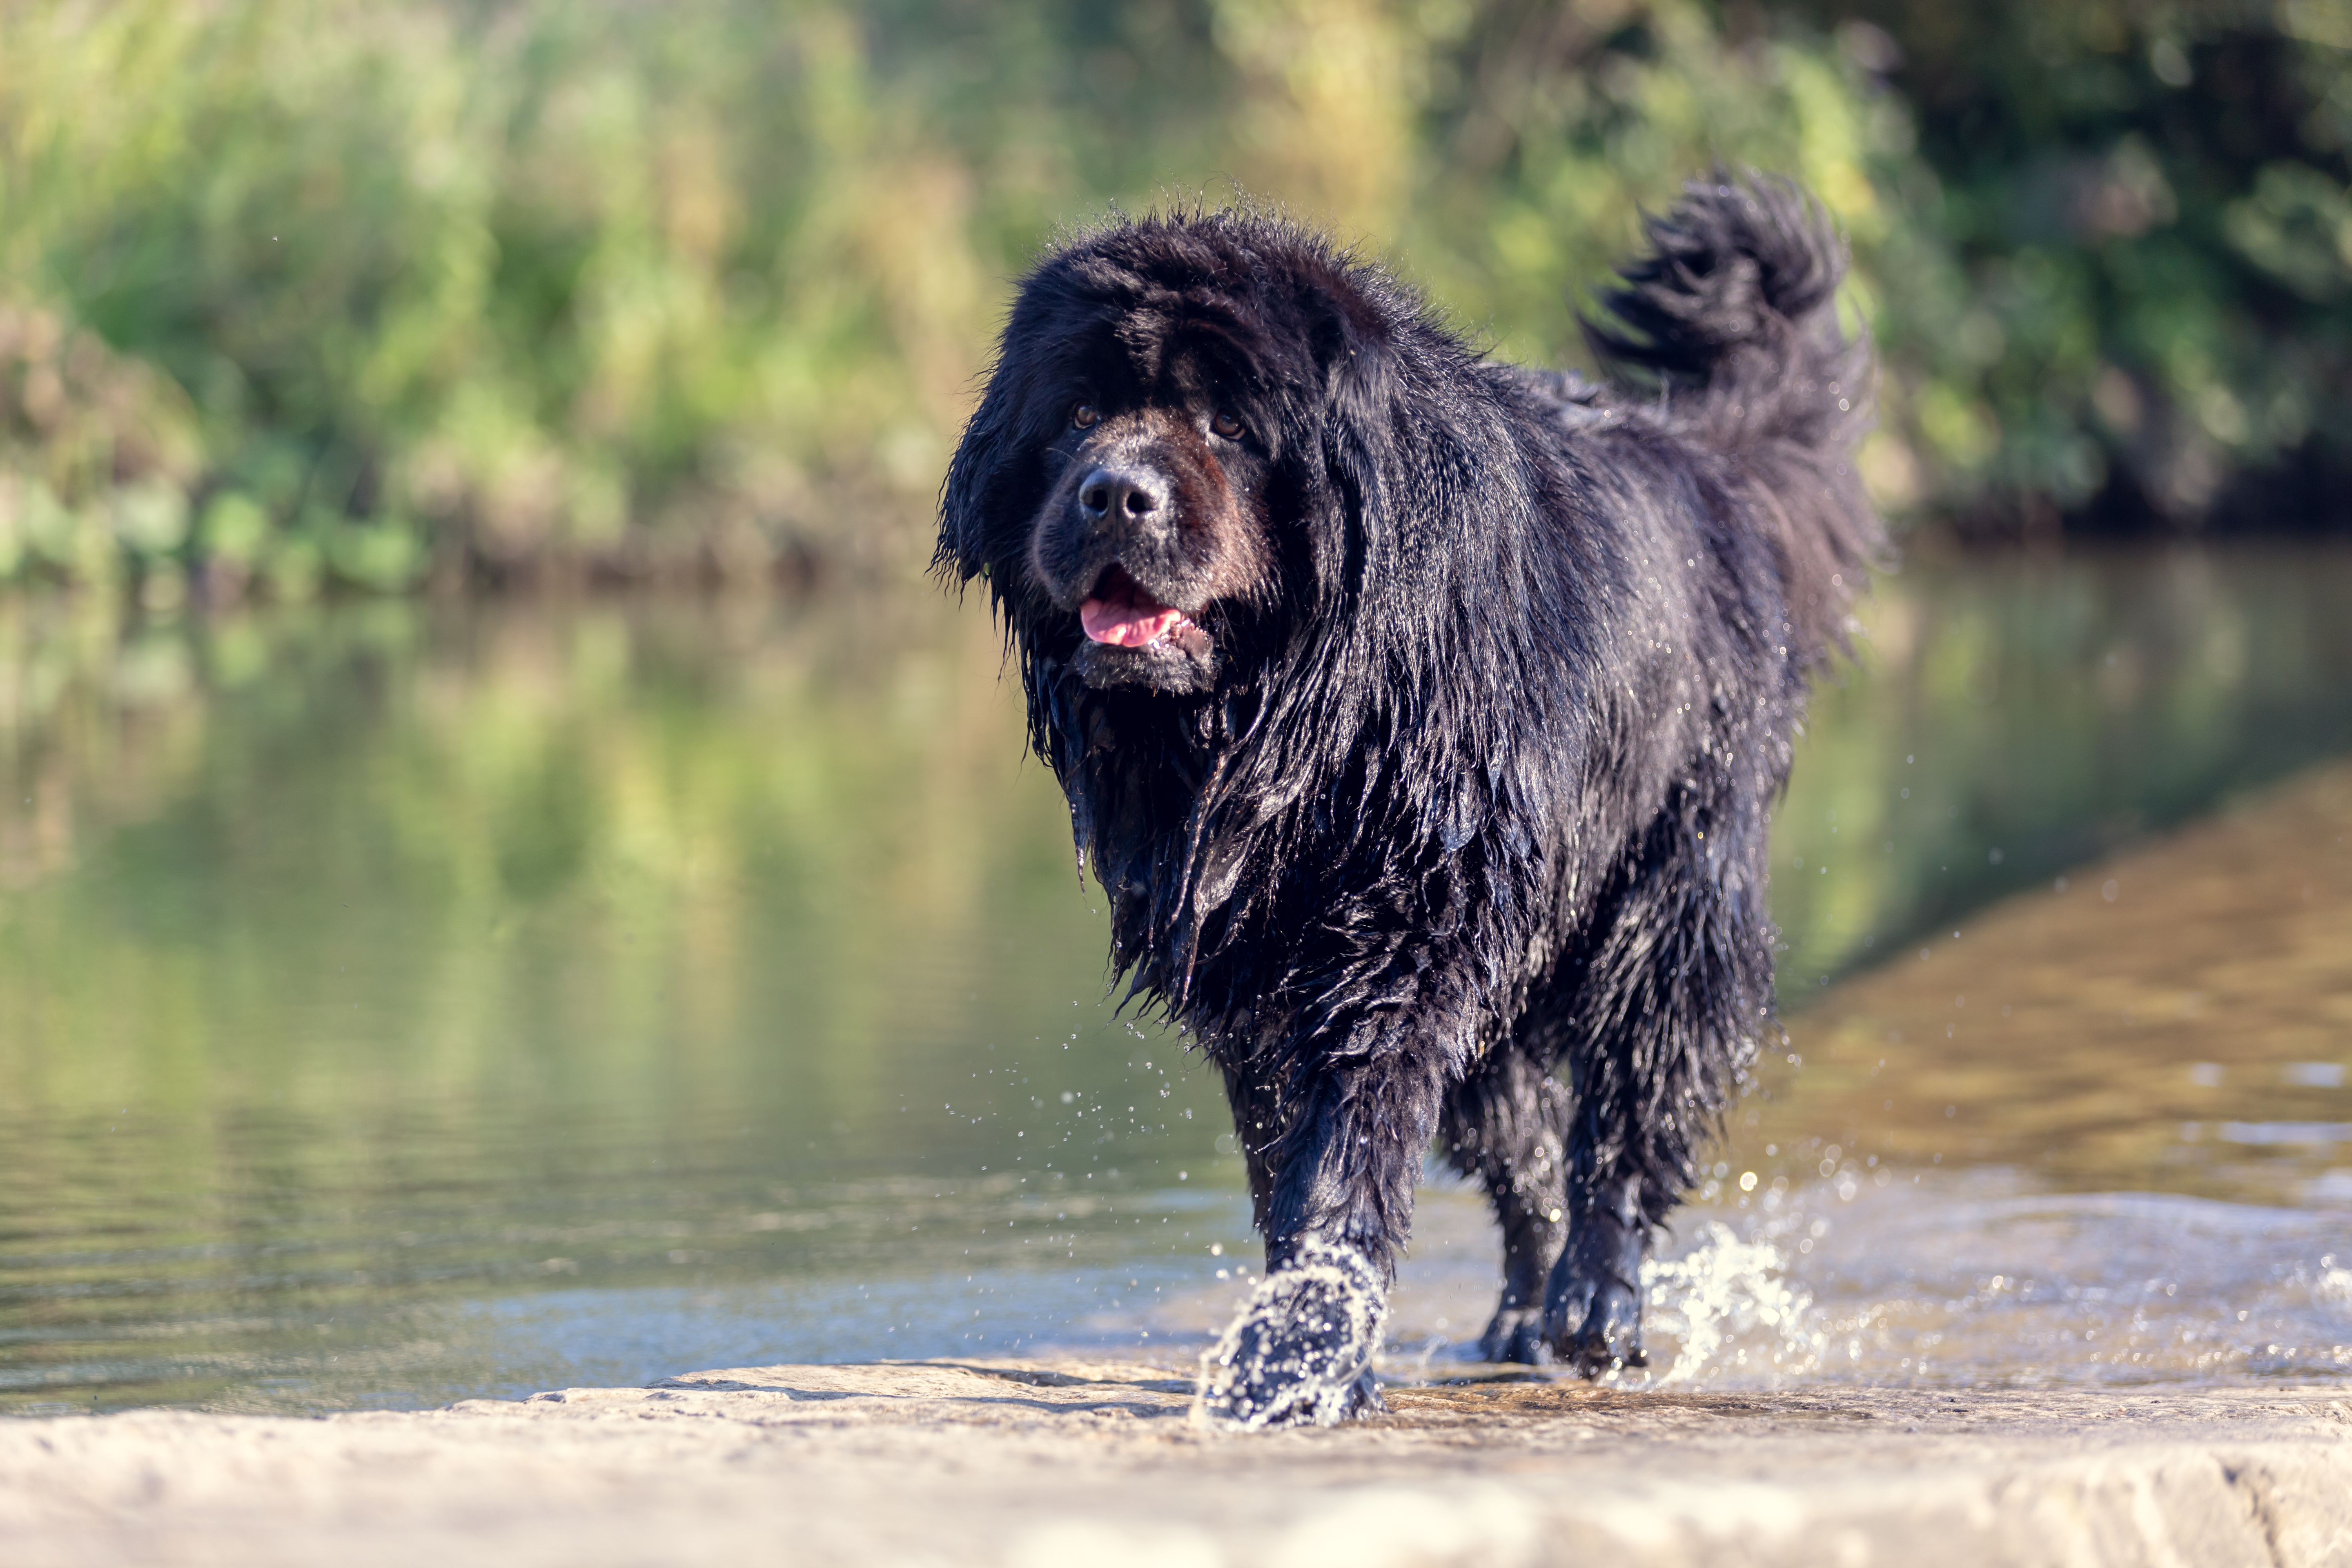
[936, 365, 1029, 589]
[1304, 278, 1394, 428]
[1298, 279, 1404, 590]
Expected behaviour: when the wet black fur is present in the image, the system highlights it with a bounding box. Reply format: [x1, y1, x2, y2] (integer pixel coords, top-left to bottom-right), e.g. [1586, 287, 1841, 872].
[938, 176, 1881, 1384]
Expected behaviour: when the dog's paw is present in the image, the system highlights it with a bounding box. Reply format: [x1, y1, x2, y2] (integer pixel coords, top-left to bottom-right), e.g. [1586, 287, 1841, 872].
[1194, 1240, 1388, 1430]
[1544, 1215, 1651, 1377]
[1557, 1271, 1649, 1376]
[1476, 1304, 1554, 1365]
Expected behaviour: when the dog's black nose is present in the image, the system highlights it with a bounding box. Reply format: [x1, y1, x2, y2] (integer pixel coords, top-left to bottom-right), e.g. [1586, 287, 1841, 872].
[1076, 467, 1168, 528]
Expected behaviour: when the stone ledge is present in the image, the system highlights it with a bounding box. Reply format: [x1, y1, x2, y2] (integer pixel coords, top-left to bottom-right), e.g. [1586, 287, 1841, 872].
[1, 1362, 2347, 1566]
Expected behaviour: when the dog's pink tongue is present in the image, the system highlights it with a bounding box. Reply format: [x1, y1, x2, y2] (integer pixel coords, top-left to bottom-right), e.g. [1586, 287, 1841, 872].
[1081, 594, 1184, 647]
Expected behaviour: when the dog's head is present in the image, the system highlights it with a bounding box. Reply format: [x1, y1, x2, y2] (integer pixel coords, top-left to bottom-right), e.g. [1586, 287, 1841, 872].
[939, 211, 1406, 697]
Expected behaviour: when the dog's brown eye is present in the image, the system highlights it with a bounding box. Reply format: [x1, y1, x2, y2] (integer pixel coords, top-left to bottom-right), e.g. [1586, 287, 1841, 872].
[1212, 410, 1245, 441]
[1070, 402, 1099, 430]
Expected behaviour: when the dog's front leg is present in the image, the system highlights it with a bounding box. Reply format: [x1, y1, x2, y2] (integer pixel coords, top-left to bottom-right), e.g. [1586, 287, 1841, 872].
[1195, 1043, 1447, 1430]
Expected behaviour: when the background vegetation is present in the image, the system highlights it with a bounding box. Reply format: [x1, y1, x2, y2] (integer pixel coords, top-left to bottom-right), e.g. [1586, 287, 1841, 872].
[2, 0, 2348, 597]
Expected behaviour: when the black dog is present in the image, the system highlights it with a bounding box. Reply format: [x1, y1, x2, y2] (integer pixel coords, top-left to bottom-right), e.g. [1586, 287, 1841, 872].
[938, 176, 1880, 1427]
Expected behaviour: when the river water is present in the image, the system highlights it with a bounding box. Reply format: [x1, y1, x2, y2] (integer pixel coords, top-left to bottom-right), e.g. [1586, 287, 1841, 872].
[2, 546, 2349, 1414]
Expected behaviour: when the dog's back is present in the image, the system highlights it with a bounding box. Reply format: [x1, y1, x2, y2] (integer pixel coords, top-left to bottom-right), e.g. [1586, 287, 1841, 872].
[1434, 178, 1885, 1376]
[1582, 175, 1883, 666]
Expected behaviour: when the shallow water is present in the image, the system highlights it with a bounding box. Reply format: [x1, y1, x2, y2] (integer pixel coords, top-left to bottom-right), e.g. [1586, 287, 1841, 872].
[2, 546, 2350, 1414]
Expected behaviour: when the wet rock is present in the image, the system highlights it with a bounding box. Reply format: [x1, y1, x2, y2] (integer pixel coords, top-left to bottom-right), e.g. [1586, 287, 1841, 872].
[0, 1361, 2345, 1566]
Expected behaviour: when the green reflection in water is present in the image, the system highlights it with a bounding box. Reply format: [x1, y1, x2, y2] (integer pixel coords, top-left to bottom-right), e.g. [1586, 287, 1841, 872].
[1774, 547, 2352, 992]
[2, 544, 2350, 1412]
[0, 592, 1241, 1412]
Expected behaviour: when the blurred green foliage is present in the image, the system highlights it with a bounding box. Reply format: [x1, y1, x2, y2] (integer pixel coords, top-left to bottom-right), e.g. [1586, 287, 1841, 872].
[1, 0, 2347, 596]
[1790, 0, 2352, 535]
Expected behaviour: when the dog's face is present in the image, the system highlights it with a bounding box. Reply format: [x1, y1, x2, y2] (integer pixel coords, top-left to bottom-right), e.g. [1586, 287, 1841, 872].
[941, 216, 1381, 698]
[1023, 361, 1280, 694]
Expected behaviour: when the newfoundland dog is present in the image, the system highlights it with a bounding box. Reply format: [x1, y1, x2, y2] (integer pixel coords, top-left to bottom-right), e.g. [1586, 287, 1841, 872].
[937, 176, 1881, 1428]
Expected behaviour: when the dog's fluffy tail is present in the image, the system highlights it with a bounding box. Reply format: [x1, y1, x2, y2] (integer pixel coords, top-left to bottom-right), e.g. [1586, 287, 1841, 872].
[1584, 173, 1884, 663]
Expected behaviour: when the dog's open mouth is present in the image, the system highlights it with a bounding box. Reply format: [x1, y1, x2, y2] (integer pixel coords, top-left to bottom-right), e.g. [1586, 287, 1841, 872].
[1080, 566, 1199, 649]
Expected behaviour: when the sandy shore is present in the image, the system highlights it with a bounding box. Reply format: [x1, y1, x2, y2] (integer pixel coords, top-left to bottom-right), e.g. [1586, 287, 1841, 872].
[3, 1359, 2348, 1566]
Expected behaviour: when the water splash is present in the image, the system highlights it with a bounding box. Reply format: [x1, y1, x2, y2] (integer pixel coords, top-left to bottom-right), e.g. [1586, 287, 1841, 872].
[1194, 1240, 1386, 1428]
[2312, 1266, 2351, 1312]
[1642, 1222, 1822, 1385]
